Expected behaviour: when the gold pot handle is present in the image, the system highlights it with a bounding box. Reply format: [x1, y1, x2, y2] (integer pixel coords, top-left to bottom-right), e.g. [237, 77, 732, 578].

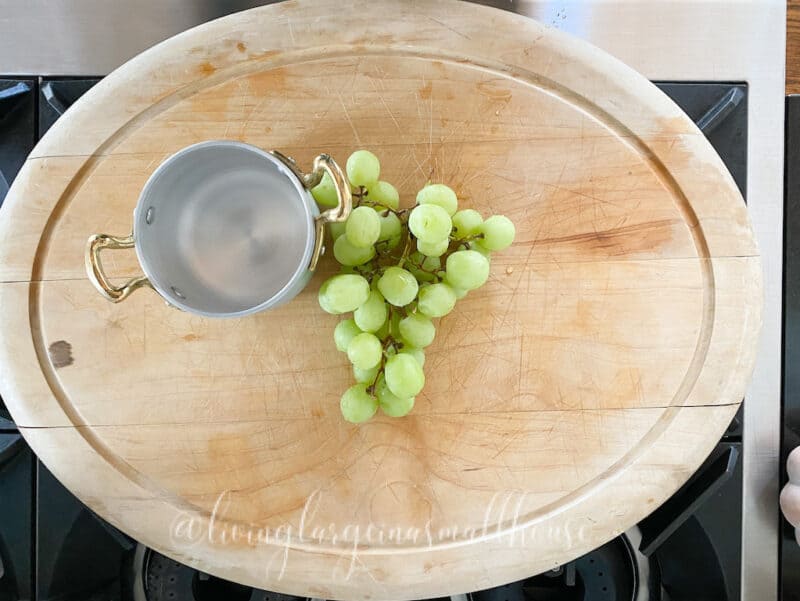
[271, 151, 352, 270]
[85, 233, 152, 302]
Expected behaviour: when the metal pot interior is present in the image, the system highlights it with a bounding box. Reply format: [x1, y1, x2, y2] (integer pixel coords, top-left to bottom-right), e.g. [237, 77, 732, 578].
[133, 141, 316, 317]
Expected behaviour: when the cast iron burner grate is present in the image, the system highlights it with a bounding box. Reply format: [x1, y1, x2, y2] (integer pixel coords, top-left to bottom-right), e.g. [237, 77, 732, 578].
[138, 547, 460, 601]
[472, 529, 652, 601]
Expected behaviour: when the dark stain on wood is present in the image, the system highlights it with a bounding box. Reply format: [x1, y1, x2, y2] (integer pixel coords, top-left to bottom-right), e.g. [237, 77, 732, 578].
[526, 219, 678, 257]
[237, 41, 247, 53]
[418, 81, 433, 100]
[476, 80, 512, 102]
[48, 340, 73, 369]
[198, 61, 216, 76]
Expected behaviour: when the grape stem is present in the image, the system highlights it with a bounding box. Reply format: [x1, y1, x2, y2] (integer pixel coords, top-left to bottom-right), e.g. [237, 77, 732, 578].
[352, 185, 368, 203]
[352, 185, 410, 217]
[396, 230, 413, 268]
[360, 201, 410, 217]
[407, 254, 439, 275]
[367, 354, 386, 395]
[366, 335, 400, 395]
[437, 233, 486, 266]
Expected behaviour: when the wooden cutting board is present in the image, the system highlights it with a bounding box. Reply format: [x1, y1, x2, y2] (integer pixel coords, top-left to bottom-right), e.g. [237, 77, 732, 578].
[0, 1, 761, 598]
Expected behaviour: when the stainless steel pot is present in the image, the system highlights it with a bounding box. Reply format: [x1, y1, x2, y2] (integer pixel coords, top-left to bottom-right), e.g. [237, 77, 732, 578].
[85, 140, 351, 318]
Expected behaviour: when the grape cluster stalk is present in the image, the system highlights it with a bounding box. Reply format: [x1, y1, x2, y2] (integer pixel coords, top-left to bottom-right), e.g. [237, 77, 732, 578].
[313, 150, 516, 423]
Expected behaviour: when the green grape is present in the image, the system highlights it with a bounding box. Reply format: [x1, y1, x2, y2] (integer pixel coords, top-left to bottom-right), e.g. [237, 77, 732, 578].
[417, 237, 449, 258]
[417, 282, 457, 318]
[377, 211, 402, 242]
[321, 153, 517, 424]
[375, 315, 390, 339]
[311, 171, 338, 208]
[408, 252, 442, 282]
[334, 319, 362, 352]
[318, 274, 370, 314]
[367, 180, 399, 210]
[416, 183, 458, 216]
[354, 290, 388, 333]
[353, 363, 380, 384]
[329, 220, 346, 240]
[445, 250, 490, 290]
[407, 266, 433, 283]
[345, 206, 381, 248]
[452, 209, 483, 239]
[388, 310, 401, 338]
[318, 280, 335, 313]
[478, 215, 516, 251]
[377, 266, 419, 307]
[447, 282, 468, 299]
[346, 150, 380, 187]
[468, 240, 492, 259]
[409, 204, 452, 244]
[383, 234, 402, 250]
[442, 273, 468, 299]
[334, 234, 376, 266]
[385, 353, 425, 398]
[398, 313, 435, 348]
[376, 375, 415, 417]
[414, 252, 441, 272]
[399, 346, 425, 367]
[408, 252, 440, 283]
[346, 332, 382, 369]
[340, 384, 378, 423]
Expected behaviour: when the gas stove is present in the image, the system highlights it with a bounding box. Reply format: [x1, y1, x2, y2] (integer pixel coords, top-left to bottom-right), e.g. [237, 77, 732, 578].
[0, 75, 749, 601]
[0, 2, 785, 601]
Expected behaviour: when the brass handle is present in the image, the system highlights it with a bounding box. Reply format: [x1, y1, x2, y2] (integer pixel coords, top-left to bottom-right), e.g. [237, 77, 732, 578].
[271, 151, 352, 270]
[85, 233, 152, 302]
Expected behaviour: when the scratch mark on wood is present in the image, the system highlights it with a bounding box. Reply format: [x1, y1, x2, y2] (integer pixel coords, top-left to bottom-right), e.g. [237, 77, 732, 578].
[337, 93, 361, 144]
[427, 15, 472, 40]
[368, 76, 401, 132]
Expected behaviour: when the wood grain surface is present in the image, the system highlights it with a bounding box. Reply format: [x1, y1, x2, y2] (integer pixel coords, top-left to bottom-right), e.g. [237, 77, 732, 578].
[0, 1, 761, 599]
[789, 0, 800, 94]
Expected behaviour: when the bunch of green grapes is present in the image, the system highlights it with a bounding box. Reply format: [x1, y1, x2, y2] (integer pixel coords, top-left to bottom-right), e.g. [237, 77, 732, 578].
[313, 150, 516, 423]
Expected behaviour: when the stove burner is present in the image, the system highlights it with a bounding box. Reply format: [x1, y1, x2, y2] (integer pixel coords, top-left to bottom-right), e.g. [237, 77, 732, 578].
[142, 548, 253, 601]
[135, 546, 466, 601]
[471, 529, 655, 601]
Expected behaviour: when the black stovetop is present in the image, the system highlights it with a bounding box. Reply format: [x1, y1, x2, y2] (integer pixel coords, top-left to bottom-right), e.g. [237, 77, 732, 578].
[0, 78, 748, 601]
[781, 96, 800, 601]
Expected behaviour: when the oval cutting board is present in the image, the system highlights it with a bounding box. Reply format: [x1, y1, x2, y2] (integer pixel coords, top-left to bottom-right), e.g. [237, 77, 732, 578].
[0, 1, 761, 598]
